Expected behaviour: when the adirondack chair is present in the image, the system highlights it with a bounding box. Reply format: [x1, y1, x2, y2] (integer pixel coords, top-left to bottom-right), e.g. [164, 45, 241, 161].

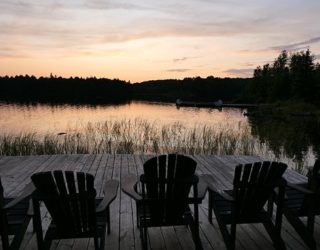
[0, 178, 34, 250]
[270, 159, 320, 249]
[31, 171, 119, 250]
[122, 154, 208, 250]
[203, 161, 287, 250]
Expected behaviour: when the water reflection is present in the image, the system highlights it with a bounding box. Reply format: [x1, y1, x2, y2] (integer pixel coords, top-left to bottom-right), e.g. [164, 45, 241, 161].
[248, 114, 320, 172]
[0, 101, 245, 135]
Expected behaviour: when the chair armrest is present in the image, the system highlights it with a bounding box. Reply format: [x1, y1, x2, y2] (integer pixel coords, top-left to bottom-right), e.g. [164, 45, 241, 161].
[287, 182, 313, 195]
[121, 174, 142, 201]
[197, 175, 208, 200]
[201, 174, 220, 193]
[201, 174, 234, 202]
[3, 182, 35, 210]
[96, 180, 119, 213]
[215, 190, 234, 202]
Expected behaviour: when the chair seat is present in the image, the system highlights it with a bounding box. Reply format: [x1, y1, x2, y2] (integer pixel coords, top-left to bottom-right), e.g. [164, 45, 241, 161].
[4, 198, 30, 235]
[137, 202, 192, 227]
[284, 184, 311, 214]
[212, 191, 271, 224]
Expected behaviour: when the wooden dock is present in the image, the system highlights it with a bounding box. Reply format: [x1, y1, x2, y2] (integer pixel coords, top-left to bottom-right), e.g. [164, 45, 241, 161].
[0, 154, 317, 250]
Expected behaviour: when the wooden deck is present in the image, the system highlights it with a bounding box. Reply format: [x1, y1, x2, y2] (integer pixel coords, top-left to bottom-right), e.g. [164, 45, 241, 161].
[0, 154, 317, 250]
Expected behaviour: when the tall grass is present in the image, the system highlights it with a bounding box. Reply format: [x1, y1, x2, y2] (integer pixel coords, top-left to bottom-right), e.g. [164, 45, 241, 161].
[0, 118, 267, 156]
[1, 118, 313, 172]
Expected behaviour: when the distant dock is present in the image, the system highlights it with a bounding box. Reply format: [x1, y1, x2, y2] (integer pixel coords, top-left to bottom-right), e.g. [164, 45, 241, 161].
[221, 103, 258, 108]
[176, 99, 258, 109]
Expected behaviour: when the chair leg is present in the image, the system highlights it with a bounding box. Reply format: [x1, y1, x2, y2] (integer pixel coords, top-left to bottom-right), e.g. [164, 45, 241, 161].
[9, 217, 31, 250]
[106, 207, 111, 235]
[307, 214, 315, 234]
[263, 220, 286, 250]
[33, 199, 46, 250]
[136, 203, 140, 228]
[44, 239, 52, 250]
[214, 209, 234, 250]
[189, 222, 203, 250]
[0, 215, 10, 250]
[208, 191, 213, 224]
[99, 223, 107, 250]
[307, 195, 315, 234]
[139, 222, 148, 250]
[94, 237, 99, 250]
[267, 193, 274, 216]
[230, 223, 236, 250]
[284, 212, 316, 249]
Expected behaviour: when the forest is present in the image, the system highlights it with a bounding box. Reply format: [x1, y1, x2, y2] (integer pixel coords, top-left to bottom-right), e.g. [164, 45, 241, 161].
[244, 49, 320, 106]
[0, 74, 249, 104]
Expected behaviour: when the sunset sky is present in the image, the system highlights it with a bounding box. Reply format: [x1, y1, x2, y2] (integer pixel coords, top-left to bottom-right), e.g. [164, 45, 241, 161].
[1, 0, 320, 82]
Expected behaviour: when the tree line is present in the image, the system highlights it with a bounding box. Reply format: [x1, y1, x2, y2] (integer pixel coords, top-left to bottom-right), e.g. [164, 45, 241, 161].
[244, 49, 320, 105]
[0, 74, 249, 104]
[0, 75, 131, 104]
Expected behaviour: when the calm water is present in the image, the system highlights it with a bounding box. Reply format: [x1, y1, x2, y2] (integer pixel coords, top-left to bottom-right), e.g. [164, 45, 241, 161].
[0, 101, 246, 135]
[0, 101, 319, 172]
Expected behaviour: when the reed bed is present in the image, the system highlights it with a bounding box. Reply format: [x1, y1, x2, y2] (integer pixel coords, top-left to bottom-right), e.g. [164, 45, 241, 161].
[0, 118, 267, 156]
[0, 118, 313, 173]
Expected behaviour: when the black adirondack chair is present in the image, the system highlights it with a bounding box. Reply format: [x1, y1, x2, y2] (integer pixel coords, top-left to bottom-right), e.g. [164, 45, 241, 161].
[31, 171, 119, 250]
[0, 178, 34, 250]
[122, 154, 208, 250]
[271, 159, 320, 249]
[204, 161, 287, 250]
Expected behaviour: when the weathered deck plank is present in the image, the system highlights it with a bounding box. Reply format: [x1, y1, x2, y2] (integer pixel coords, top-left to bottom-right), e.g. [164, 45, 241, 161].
[0, 154, 313, 250]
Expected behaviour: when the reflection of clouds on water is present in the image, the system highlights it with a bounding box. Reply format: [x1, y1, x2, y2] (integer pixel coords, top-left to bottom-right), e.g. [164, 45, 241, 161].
[0, 102, 247, 135]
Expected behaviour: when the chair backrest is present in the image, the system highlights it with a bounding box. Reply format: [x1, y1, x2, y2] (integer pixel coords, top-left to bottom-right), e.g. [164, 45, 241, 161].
[141, 154, 198, 225]
[232, 161, 287, 220]
[31, 171, 97, 237]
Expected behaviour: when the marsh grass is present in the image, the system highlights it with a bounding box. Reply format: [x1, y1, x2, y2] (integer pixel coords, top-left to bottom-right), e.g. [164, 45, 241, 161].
[0, 118, 268, 156]
[1, 118, 313, 172]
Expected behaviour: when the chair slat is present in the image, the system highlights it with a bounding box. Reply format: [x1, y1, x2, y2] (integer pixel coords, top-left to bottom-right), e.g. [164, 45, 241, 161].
[53, 171, 67, 196]
[65, 171, 76, 194]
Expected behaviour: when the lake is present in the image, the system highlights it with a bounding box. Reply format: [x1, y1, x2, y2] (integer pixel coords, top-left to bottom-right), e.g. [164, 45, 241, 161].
[0, 101, 245, 135]
[0, 101, 318, 173]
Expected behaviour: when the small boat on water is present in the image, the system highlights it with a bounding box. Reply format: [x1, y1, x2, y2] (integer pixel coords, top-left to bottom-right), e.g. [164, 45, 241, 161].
[176, 99, 223, 108]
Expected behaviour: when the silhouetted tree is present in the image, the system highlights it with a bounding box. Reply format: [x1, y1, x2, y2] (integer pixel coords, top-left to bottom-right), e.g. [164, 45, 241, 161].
[290, 49, 315, 100]
[246, 49, 320, 105]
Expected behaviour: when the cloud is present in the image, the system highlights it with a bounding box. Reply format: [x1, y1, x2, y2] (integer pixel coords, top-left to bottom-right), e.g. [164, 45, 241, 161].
[172, 57, 199, 63]
[223, 68, 253, 77]
[166, 69, 191, 72]
[0, 0, 277, 46]
[268, 36, 320, 52]
[83, 1, 146, 10]
[173, 57, 189, 63]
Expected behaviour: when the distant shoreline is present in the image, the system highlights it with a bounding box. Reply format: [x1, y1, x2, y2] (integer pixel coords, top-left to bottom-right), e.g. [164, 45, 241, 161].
[0, 75, 250, 104]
